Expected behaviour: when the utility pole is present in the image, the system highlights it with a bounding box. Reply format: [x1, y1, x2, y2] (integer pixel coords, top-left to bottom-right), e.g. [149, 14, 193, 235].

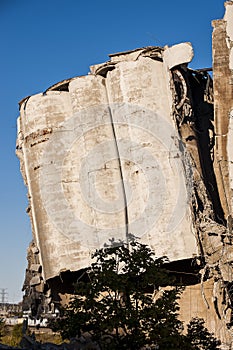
[0, 288, 7, 304]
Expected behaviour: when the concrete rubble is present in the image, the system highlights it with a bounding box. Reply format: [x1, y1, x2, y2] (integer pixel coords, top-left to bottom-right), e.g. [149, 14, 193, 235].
[16, 1, 233, 348]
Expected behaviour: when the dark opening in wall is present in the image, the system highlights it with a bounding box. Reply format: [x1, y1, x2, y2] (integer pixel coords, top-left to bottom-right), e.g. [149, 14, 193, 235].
[164, 258, 202, 286]
[95, 64, 116, 77]
[45, 78, 73, 93]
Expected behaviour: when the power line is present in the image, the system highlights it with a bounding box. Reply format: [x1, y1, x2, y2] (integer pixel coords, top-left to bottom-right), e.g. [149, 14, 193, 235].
[0, 288, 8, 303]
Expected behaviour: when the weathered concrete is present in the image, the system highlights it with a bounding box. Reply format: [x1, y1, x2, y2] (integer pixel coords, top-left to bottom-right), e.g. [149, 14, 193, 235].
[212, 1, 233, 220]
[163, 42, 194, 69]
[16, 1, 233, 348]
[17, 45, 198, 284]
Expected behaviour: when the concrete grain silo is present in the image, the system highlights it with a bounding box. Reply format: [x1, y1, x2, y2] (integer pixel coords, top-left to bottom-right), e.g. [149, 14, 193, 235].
[16, 2, 233, 347]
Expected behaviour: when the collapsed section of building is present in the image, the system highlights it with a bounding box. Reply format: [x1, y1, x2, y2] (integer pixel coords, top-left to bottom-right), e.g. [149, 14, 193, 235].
[16, 1, 233, 347]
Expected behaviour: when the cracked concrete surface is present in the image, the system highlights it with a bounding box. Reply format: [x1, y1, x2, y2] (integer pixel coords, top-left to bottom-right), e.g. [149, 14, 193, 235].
[16, 1, 233, 348]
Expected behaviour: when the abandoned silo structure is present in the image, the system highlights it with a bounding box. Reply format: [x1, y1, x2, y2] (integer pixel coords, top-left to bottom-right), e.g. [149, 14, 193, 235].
[16, 1, 233, 347]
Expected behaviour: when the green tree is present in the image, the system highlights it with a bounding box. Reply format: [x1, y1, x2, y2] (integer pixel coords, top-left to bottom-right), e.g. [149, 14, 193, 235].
[0, 318, 5, 341]
[51, 240, 187, 349]
[10, 323, 24, 347]
[51, 239, 221, 350]
[186, 317, 221, 350]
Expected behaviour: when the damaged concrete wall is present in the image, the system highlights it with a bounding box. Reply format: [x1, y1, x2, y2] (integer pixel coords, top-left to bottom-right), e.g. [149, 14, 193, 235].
[213, 1, 233, 221]
[16, 1, 233, 348]
[17, 45, 198, 281]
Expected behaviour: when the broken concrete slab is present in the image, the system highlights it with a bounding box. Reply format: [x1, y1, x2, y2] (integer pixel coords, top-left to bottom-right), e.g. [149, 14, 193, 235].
[16, 1, 233, 347]
[163, 42, 194, 69]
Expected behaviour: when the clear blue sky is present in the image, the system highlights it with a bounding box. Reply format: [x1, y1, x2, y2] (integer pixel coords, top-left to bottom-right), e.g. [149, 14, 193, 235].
[0, 0, 225, 303]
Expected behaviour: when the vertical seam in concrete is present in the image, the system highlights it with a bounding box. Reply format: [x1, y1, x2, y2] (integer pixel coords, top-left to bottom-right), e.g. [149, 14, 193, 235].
[108, 104, 129, 246]
[101, 75, 129, 246]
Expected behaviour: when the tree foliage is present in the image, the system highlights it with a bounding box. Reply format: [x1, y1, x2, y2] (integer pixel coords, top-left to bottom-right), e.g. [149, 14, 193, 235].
[0, 318, 5, 341]
[51, 240, 221, 350]
[186, 318, 221, 350]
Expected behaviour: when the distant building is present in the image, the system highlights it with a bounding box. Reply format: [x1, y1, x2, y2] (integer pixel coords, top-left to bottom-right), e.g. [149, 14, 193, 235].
[0, 303, 22, 317]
